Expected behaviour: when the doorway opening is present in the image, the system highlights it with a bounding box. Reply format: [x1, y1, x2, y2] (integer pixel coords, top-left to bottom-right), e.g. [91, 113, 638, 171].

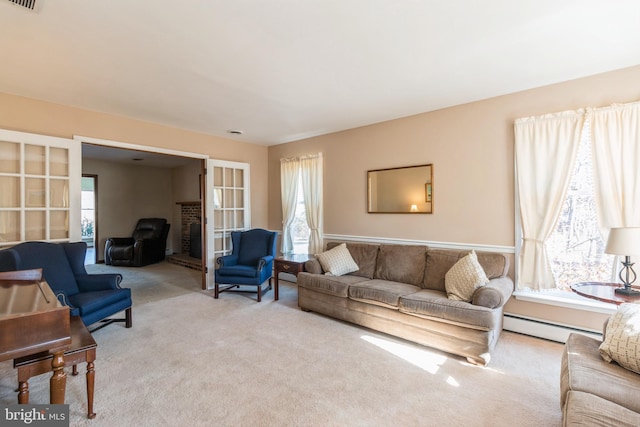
[81, 175, 98, 265]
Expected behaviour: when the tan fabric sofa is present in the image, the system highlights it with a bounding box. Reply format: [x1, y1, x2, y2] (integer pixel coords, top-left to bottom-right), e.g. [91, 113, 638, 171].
[297, 242, 514, 365]
[561, 333, 640, 426]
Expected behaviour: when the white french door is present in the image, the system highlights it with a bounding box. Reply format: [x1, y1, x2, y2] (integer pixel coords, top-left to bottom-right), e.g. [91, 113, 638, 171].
[0, 129, 81, 247]
[205, 159, 250, 290]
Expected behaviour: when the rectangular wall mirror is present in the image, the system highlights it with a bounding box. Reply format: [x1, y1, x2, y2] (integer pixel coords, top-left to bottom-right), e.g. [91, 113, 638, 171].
[367, 164, 433, 213]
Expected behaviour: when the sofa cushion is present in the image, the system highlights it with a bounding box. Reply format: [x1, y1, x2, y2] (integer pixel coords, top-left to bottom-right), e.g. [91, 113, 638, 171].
[600, 303, 640, 374]
[424, 249, 461, 292]
[424, 249, 509, 292]
[327, 242, 379, 279]
[399, 289, 497, 331]
[563, 390, 640, 427]
[374, 244, 426, 286]
[561, 333, 640, 414]
[316, 243, 359, 276]
[297, 272, 368, 298]
[445, 250, 489, 302]
[348, 279, 421, 308]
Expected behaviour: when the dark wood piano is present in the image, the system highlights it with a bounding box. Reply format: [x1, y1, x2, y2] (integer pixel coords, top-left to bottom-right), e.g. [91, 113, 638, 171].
[0, 268, 71, 404]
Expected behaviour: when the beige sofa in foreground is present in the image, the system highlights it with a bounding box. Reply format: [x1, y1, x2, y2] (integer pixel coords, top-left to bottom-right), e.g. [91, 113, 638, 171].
[561, 332, 640, 426]
[297, 242, 514, 365]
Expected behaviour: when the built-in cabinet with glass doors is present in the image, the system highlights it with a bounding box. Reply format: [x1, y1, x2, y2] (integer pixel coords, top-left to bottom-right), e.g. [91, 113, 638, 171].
[0, 130, 81, 247]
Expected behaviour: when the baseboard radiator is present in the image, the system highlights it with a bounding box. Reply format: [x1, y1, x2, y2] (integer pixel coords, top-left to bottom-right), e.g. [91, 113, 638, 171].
[503, 314, 602, 344]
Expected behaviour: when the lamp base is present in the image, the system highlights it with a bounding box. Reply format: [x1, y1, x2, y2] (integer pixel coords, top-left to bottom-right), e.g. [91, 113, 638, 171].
[614, 287, 640, 297]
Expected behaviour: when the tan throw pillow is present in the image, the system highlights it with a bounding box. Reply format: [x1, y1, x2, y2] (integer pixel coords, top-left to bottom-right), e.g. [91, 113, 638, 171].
[599, 303, 640, 374]
[444, 250, 489, 302]
[316, 243, 359, 276]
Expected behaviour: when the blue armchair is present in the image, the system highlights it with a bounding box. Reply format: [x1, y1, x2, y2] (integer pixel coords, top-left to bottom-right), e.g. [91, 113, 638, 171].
[0, 241, 132, 332]
[214, 229, 277, 302]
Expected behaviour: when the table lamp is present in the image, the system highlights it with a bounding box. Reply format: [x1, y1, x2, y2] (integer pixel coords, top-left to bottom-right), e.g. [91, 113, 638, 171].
[605, 227, 640, 296]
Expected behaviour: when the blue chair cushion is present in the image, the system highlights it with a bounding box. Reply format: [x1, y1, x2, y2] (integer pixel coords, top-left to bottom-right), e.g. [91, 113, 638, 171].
[68, 288, 132, 317]
[217, 265, 258, 278]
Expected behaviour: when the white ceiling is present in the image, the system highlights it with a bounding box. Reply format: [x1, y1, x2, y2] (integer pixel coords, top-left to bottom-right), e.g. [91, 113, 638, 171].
[1, 1, 639, 146]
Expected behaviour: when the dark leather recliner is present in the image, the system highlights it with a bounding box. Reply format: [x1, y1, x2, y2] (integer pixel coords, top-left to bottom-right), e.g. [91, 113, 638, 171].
[105, 218, 170, 267]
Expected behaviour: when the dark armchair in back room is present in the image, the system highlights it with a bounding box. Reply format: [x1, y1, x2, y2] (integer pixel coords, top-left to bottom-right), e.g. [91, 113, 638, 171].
[105, 218, 170, 267]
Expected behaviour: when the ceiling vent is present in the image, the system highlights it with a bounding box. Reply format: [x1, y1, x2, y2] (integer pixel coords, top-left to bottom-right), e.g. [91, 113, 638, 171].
[6, 0, 38, 11]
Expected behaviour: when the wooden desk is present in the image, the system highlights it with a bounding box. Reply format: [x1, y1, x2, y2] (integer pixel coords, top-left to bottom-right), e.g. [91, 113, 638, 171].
[274, 254, 313, 300]
[0, 269, 71, 404]
[571, 282, 640, 305]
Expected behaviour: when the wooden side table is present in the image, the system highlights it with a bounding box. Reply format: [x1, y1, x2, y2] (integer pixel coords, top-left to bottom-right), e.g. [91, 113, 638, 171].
[274, 254, 313, 300]
[571, 282, 640, 305]
[14, 316, 97, 419]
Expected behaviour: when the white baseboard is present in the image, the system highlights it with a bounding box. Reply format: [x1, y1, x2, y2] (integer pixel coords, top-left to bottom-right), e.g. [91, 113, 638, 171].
[503, 314, 602, 343]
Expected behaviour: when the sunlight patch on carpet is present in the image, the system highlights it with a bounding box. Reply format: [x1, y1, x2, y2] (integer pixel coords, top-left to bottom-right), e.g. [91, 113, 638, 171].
[361, 334, 455, 380]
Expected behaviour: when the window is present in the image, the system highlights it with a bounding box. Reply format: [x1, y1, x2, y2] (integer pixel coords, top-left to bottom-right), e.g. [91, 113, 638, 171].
[291, 175, 310, 254]
[515, 101, 640, 292]
[280, 153, 323, 255]
[544, 123, 614, 290]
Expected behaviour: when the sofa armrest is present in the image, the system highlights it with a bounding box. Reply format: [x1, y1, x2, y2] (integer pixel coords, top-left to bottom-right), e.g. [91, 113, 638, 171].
[472, 276, 514, 309]
[304, 258, 323, 274]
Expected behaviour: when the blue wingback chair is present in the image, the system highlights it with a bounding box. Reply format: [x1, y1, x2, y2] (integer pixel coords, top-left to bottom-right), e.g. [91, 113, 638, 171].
[0, 241, 132, 332]
[214, 229, 277, 302]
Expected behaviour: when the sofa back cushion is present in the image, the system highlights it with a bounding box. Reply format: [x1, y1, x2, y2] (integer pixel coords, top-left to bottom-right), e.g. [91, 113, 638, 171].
[326, 242, 379, 278]
[424, 249, 509, 291]
[374, 244, 427, 286]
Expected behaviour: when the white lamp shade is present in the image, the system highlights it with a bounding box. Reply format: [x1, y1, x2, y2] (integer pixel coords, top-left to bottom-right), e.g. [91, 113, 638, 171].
[605, 227, 640, 256]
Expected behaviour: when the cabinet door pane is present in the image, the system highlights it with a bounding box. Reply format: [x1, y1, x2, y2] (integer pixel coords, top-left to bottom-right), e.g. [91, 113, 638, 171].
[25, 178, 46, 208]
[235, 189, 244, 208]
[25, 211, 46, 240]
[0, 177, 20, 208]
[49, 147, 69, 177]
[214, 167, 223, 186]
[234, 169, 244, 187]
[0, 141, 19, 173]
[50, 179, 69, 208]
[0, 212, 20, 242]
[25, 144, 46, 175]
[50, 211, 69, 240]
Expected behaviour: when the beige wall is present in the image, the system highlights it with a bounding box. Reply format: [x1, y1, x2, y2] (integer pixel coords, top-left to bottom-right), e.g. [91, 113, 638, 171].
[268, 65, 640, 330]
[0, 92, 269, 233]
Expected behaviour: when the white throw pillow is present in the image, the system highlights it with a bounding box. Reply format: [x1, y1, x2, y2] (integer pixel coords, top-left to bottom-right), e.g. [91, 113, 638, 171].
[444, 250, 489, 302]
[599, 303, 640, 374]
[315, 243, 359, 276]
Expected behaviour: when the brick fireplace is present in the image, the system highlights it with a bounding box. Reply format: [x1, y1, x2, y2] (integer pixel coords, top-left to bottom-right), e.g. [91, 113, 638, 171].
[167, 201, 202, 271]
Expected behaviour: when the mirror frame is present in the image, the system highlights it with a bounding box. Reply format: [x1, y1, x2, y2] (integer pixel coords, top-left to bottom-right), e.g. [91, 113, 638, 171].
[367, 164, 433, 214]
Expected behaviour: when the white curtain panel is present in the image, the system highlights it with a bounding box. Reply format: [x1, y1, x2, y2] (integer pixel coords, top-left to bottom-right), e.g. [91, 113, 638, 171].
[514, 110, 584, 290]
[591, 101, 640, 232]
[300, 153, 323, 255]
[280, 157, 300, 254]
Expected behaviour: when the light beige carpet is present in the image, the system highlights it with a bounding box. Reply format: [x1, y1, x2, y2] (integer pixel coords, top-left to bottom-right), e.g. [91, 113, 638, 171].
[0, 262, 564, 426]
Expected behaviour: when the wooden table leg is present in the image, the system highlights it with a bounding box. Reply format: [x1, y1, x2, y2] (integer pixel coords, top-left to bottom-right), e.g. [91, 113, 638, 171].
[49, 351, 66, 404]
[86, 360, 96, 419]
[17, 381, 29, 404]
[274, 270, 280, 301]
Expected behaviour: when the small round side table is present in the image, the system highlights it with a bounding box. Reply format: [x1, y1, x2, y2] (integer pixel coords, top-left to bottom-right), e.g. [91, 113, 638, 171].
[571, 282, 640, 305]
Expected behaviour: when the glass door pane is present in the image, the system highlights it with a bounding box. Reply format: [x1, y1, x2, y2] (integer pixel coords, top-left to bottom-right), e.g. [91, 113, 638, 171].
[0, 130, 80, 246]
[206, 159, 250, 290]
